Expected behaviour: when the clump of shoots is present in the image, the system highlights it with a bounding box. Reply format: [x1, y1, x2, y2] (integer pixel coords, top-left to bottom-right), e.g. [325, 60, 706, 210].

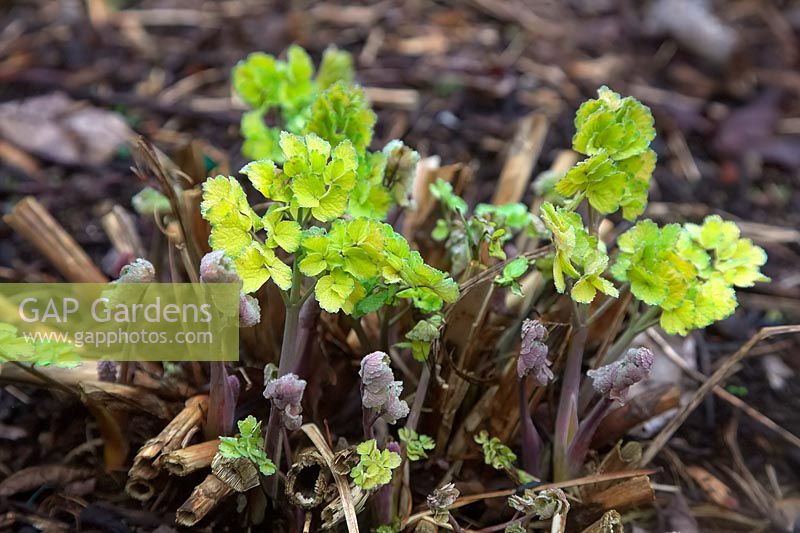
[218, 416, 277, 476]
[542, 86, 769, 480]
[398, 427, 435, 461]
[350, 439, 402, 491]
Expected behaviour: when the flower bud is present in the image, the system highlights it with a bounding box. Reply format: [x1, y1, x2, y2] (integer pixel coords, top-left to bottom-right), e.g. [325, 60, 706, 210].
[359, 351, 409, 424]
[117, 258, 155, 283]
[200, 251, 241, 285]
[264, 373, 307, 430]
[587, 347, 654, 403]
[427, 482, 459, 511]
[239, 294, 261, 327]
[518, 319, 553, 386]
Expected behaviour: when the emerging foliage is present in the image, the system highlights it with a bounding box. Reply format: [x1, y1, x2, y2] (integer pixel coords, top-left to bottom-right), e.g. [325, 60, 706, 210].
[398, 427, 436, 461]
[474, 430, 517, 471]
[0, 323, 79, 367]
[539, 202, 618, 304]
[611, 216, 768, 335]
[350, 439, 402, 490]
[431, 179, 540, 277]
[218, 416, 277, 476]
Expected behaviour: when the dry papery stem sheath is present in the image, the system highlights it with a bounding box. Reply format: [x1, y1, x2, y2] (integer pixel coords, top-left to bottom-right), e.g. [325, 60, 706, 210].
[157, 439, 220, 477]
[127, 395, 208, 500]
[176, 474, 233, 527]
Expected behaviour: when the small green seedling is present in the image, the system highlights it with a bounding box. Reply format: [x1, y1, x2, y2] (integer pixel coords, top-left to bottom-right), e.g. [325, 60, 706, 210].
[430, 179, 540, 277]
[218, 416, 277, 476]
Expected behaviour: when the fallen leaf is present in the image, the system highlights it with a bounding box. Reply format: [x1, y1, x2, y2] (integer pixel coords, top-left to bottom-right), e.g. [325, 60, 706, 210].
[0, 92, 133, 166]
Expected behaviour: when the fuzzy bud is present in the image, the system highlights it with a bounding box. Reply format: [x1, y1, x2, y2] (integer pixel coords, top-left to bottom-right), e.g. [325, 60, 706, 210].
[117, 258, 155, 283]
[264, 373, 307, 430]
[427, 483, 459, 511]
[383, 140, 420, 207]
[97, 360, 117, 382]
[200, 251, 241, 285]
[587, 347, 654, 403]
[239, 294, 261, 327]
[359, 351, 409, 424]
[518, 319, 553, 386]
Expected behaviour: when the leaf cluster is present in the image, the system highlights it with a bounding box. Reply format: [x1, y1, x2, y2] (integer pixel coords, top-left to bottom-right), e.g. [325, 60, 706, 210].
[0, 323, 79, 367]
[556, 86, 656, 220]
[612, 216, 768, 335]
[218, 415, 277, 476]
[201, 131, 457, 315]
[398, 427, 436, 461]
[234, 45, 411, 220]
[350, 439, 402, 490]
[474, 430, 517, 471]
[539, 202, 618, 304]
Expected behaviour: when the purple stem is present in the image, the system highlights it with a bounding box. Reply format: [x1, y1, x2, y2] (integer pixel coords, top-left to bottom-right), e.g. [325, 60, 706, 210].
[517, 376, 542, 477]
[566, 397, 614, 477]
[553, 314, 587, 481]
[206, 362, 235, 439]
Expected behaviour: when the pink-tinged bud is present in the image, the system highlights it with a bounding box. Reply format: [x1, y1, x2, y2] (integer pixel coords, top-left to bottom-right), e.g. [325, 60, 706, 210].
[386, 441, 402, 455]
[518, 319, 553, 386]
[359, 352, 394, 405]
[264, 373, 307, 430]
[117, 258, 155, 283]
[382, 382, 410, 424]
[97, 360, 117, 382]
[359, 351, 409, 424]
[200, 251, 241, 285]
[239, 294, 261, 327]
[587, 347, 654, 403]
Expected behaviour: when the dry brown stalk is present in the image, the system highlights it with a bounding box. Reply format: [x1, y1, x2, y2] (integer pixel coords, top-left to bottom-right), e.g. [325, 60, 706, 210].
[211, 453, 260, 493]
[580, 442, 642, 498]
[157, 439, 220, 476]
[78, 380, 178, 420]
[4, 196, 107, 282]
[126, 395, 207, 499]
[491, 112, 548, 205]
[101, 205, 144, 259]
[640, 325, 800, 465]
[648, 329, 800, 451]
[585, 476, 655, 515]
[175, 473, 233, 527]
[300, 423, 361, 533]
